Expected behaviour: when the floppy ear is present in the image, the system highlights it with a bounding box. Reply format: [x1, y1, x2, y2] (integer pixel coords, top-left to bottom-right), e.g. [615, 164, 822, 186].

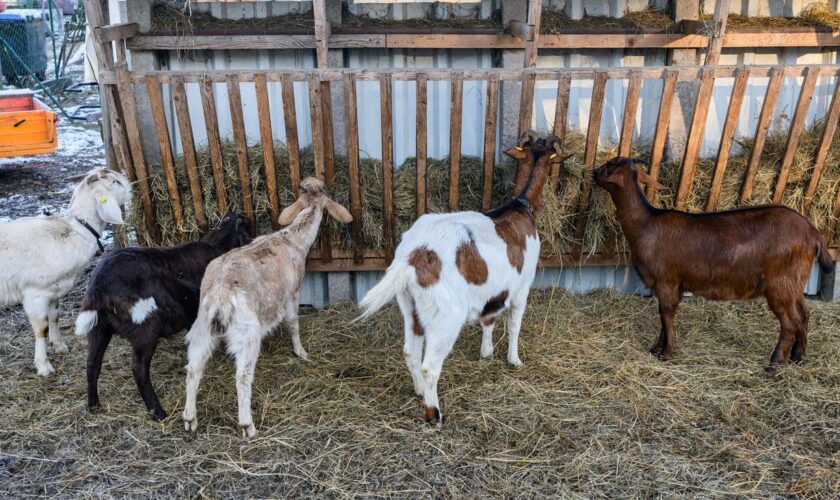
[635, 168, 667, 191]
[549, 153, 573, 165]
[93, 189, 124, 224]
[278, 199, 305, 226]
[325, 199, 353, 224]
[504, 146, 529, 160]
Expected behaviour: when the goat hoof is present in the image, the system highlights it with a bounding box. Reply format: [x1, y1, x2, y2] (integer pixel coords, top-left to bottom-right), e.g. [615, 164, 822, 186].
[296, 349, 309, 360]
[507, 357, 523, 368]
[424, 406, 443, 426]
[152, 409, 168, 421]
[52, 342, 69, 354]
[183, 413, 197, 432]
[240, 423, 257, 438]
[649, 346, 662, 356]
[765, 362, 785, 373]
[480, 347, 493, 359]
[35, 362, 55, 377]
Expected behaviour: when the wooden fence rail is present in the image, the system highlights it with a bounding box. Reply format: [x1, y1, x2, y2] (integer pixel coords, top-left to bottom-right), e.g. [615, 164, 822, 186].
[108, 64, 840, 271]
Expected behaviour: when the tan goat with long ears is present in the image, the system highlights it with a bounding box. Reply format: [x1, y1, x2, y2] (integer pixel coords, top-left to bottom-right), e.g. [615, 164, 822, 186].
[182, 177, 352, 437]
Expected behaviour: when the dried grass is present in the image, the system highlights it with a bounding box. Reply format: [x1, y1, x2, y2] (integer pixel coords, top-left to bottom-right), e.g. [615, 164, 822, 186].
[541, 8, 677, 34]
[148, 3, 314, 34]
[1, 284, 838, 496]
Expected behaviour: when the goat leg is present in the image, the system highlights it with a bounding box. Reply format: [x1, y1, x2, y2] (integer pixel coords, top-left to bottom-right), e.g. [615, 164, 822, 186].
[131, 338, 166, 420]
[86, 326, 112, 410]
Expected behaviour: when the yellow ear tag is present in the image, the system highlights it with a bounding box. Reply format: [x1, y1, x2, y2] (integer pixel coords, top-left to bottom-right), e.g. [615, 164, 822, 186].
[515, 146, 524, 151]
[98, 195, 107, 204]
[549, 153, 558, 160]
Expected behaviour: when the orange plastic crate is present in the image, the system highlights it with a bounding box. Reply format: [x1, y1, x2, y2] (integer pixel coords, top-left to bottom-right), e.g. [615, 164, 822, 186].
[0, 90, 58, 158]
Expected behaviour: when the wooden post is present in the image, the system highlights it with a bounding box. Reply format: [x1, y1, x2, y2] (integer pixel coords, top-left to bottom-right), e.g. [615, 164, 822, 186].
[524, 0, 542, 69]
[226, 75, 255, 234]
[482, 74, 500, 211]
[618, 72, 642, 157]
[282, 74, 302, 194]
[740, 67, 783, 204]
[380, 74, 395, 262]
[145, 75, 185, 241]
[343, 74, 364, 264]
[199, 77, 228, 213]
[704, 0, 732, 66]
[254, 74, 281, 229]
[773, 66, 818, 203]
[307, 73, 332, 263]
[449, 72, 464, 211]
[805, 78, 840, 215]
[312, 0, 330, 69]
[647, 69, 678, 198]
[416, 73, 428, 216]
[676, 68, 716, 209]
[706, 68, 749, 211]
[171, 76, 207, 232]
[518, 72, 536, 135]
[550, 74, 571, 189]
[572, 72, 607, 256]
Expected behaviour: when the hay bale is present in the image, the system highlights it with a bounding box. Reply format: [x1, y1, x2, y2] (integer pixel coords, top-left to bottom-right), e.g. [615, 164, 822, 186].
[541, 8, 676, 34]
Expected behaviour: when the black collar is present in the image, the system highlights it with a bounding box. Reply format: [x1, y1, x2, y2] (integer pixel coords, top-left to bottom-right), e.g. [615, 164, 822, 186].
[75, 217, 105, 254]
[517, 197, 534, 214]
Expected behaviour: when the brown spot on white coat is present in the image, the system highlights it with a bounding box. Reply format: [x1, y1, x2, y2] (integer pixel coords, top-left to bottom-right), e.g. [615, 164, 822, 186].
[455, 240, 488, 285]
[408, 246, 441, 287]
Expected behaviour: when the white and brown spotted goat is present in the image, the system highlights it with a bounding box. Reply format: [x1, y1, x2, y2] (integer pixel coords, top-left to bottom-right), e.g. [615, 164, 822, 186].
[357, 134, 566, 425]
[182, 178, 352, 437]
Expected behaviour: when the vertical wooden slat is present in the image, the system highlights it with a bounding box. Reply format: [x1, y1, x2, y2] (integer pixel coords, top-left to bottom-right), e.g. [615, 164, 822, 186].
[449, 72, 464, 211]
[550, 74, 571, 188]
[281, 74, 302, 193]
[618, 72, 642, 157]
[312, 0, 329, 69]
[226, 75, 255, 233]
[518, 72, 536, 135]
[320, 80, 336, 261]
[171, 76, 207, 231]
[773, 66, 819, 203]
[572, 73, 607, 256]
[199, 76, 228, 212]
[343, 74, 364, 264]
[828, 187, 840, 244]
[307, 74, 332, 262]
[647, 69, 678, 198]
[114, 64, 159, 243]
[524, 0, 542, 68]
[380, 73, 395, 261]
[145, 74, 185, 241]
[706, 68, 750, 211]
[254, 74, 280, 229]
[741, 67, 784, 204]
[416, 73, 428, 216]
[676, 69, 716, 210]
[481, 74, 500, 211]
[804, 77, 840, 215]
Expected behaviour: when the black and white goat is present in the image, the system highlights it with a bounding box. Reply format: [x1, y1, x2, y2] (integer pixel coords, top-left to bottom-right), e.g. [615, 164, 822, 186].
[74, 213, 251, 419]
[0, 168, 131, 376]
[356, 134, 566, 425]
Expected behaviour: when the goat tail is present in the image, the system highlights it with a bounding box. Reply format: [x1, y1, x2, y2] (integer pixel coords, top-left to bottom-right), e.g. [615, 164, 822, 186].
[74, 298, 98, 336]
[186, 291, 234, 346]
[355, 262, 410, 322]
[817, 239, 835, 274]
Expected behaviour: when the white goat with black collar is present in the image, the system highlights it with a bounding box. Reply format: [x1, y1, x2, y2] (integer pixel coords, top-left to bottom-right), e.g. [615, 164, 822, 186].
[357, 134, 564, 425]
[0, 168, 130, 375]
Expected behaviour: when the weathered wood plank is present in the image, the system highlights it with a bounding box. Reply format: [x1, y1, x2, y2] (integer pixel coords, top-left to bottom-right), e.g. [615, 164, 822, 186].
[171, 76, 207, 231]
[226, 75, 255, 233]
[524, 0, 542, 68]
[741, 67, 784, 203]
[704, 0, 732, 66]
[676, 69, 716, 209]
[550, 74, 571, 189]
[307, 74, 332, 262]
[518, 72, 536, 135]
[706, 68, 749, 211]
[773, 66, 819, 203]
[416, 73, 428, 216]
[572, 73, 607, 256]
[805, 77, 840, 215]
[199, 76, 228, 212]
[647, 69, 677, 198]
[343, 74, 364, 264]
[254, 74, 280, 229]
[145, 74, 185, 240]
[482, 74, 499, 211]
[281, 74, 302, 193]
[618, 72, 642, 157]
[380, 74, 396, 261]
[449, 72, 464, 211]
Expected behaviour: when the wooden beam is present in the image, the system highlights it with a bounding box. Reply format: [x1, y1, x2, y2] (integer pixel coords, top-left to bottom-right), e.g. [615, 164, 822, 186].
[380, 74, 395, 261]
[312, 0, 330, 68]
[706, 68, 749, 211]
[618, 72, 642, 157]
[343, 74, 365, 264]
[281, 74, 302, 193]
[519, 72, 536, 135]
[524, 0, 542, 68]
[704, 0, 732, 66]
[416, 73, 428, 216]
[171, 76, 207, 232]
[805, 77, 840, 215]
[94, 22, 138, 43]
[482, 74, 499, 211]
[307, 73, 332, 262]
[550, 75, 571, 189]
[647, 69, 677, 198]
[226, 75, 255, 233]
[773, 66, 819, 203]
[128, 35, 317, 51]
[449, 72, 464, 211]
[572, 73, 607, 256]
[254, 74, 280, 229]
[676, 69, 716, 209]
[199, 76, 228, 212]
[741, 67, 784, 204]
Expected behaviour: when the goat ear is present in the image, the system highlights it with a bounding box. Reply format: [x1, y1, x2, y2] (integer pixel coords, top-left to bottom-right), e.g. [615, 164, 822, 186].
[94, 190, 125, 225]
[278, 199, 305, 226]
[636, 168, 667, 191]
[549, 153, 573, 165]
[504, 146, 529, 160]
[325, 199, 353, 224]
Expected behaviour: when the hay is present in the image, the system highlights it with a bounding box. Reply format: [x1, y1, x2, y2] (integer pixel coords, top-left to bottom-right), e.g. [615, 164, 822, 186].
[1, 284, 838, 496]
[341, 6, 500, 31]
[541, 8, 677, 34]
[148, 3, 314, 34]
[703, 4, 840, 31]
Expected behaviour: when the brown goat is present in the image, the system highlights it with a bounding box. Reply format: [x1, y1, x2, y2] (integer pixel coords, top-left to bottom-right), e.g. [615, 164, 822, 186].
[593, 157, 835, 368]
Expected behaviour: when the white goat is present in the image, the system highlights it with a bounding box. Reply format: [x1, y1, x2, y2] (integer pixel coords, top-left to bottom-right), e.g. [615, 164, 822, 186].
[356, 135, 564, 425]
[0, 168, 131, 375]
[182, 177, 352, 437]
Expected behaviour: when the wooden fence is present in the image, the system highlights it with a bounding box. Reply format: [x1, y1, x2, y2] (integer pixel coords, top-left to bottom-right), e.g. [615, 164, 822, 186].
[92, 63, 840, 271]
